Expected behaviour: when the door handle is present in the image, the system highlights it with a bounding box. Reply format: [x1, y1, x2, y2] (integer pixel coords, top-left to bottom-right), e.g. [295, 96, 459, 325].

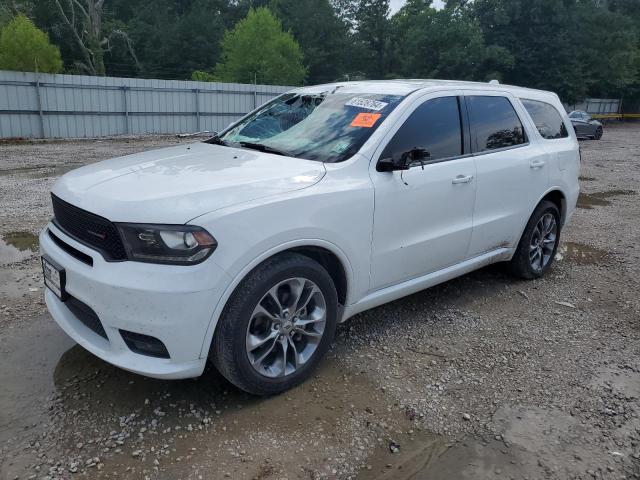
[530, 159, 546, 169]
[452, 174, 474, 184]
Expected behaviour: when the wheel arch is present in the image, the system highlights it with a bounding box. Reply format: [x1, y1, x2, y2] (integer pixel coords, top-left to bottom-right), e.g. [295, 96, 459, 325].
[540, 189, 567, 226]
[199, 239, 353, 359]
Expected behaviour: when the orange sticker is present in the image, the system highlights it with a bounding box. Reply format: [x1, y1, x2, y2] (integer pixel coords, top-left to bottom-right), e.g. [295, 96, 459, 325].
[350, 112, 382, 128]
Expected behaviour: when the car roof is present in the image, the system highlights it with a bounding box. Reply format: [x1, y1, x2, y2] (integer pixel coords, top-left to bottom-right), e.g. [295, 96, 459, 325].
[291, 79, 560, 102]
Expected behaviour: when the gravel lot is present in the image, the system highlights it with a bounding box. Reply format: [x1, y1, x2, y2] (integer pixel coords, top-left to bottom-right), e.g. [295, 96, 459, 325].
[1, 125, 639, 480]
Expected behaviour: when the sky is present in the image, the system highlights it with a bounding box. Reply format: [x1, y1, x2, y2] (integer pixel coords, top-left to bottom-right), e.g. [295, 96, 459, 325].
[389, 0, 445, 14]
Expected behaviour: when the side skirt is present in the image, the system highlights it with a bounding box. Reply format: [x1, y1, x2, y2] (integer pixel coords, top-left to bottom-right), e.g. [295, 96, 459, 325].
[341, 248, 513, 321]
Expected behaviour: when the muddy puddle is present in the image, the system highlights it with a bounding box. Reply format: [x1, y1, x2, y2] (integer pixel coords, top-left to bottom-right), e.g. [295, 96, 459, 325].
[0, 315, 445, 479]
[556, 242, 608, 265]
[0, 231, 38, 264]
[579, 175, 596, 181]
[577, 189, 636, 209]
[0, 163, 83, 178]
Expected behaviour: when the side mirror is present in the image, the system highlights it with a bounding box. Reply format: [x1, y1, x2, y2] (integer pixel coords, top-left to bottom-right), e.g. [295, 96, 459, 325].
[376, 147, 430, 172]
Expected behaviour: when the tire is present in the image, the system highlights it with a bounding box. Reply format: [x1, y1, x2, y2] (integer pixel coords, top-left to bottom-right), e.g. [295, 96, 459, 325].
[509, 201, 561, 280]
[594, 126, 603, 140]
[211, 252, 338, 396]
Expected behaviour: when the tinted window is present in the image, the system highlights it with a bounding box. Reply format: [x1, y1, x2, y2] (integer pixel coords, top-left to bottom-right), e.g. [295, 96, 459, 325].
[521, 99, 568, 139]
[381, 96, 462, 163]
[467, 96, 526, 152]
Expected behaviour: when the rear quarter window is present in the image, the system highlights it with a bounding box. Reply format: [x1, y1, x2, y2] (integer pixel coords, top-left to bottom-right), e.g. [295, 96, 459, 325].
[521, 99, 569, 140]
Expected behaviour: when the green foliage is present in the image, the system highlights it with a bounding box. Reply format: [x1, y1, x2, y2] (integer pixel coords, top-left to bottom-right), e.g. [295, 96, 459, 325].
[393, 1, 513, 81]
[0, 14, 62, 73]
[191, 70, 216, 82]
[467, 0, 639, 103]
[270, 0, 348, 83]
[214, 7, 307, 85]
[353, 0, 391, 78]
[110, 0, 230, 79]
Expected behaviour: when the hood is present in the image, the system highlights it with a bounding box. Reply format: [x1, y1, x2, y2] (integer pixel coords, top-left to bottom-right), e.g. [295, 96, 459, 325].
[51, 143, 326, 224]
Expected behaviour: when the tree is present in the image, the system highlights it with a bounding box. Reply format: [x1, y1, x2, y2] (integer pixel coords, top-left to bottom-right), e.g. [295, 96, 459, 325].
[214, 7, 306, 85]
[110, 0, 229, 79]
[392, 0, 513, 81]
[574, 3, 638, 98]
[353, 0, 391, 78]
[51, 0, 138, 75]
[270, 0, 349, 83]
[0, 14, 63, 73]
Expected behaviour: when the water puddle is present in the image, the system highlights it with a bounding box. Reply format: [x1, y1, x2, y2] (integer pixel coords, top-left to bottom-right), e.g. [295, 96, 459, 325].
[0, 163, 83, 178]
[556, 242, 607, 265]
[356, 432, 446, 479]
[0, 232, 38, 264]
[579, 175, 596, 181]
[2, 326, 441, 480]
[577, 189, 636, 209]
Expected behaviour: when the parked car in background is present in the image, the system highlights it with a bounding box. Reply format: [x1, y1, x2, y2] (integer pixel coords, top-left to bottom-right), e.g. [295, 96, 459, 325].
[569, 110, 603, 139]
[40, 80, 580, 395]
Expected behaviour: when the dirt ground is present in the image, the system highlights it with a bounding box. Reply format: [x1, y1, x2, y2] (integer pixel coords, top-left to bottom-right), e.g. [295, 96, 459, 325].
[1, 125, 639, 480]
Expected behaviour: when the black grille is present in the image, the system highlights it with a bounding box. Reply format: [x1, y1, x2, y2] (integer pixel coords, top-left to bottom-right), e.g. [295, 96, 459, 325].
[51, 194, 127, 261]
[48, 230, 93, 266]
[65, 296, 108, 340]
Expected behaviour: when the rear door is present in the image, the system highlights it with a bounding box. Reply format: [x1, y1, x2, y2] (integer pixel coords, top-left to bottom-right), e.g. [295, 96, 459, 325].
[464, 92, 550, 257]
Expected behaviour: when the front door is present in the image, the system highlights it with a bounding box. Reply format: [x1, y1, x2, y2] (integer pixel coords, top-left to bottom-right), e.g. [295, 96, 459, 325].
[369, 94, 477, 291]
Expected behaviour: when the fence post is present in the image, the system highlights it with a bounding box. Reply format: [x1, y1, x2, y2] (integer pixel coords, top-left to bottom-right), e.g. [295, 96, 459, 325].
[253, 73, 257, 109]
[35, 74, 45, 138]
[194, 88, 200, 132]
[122, 86, 130, 134]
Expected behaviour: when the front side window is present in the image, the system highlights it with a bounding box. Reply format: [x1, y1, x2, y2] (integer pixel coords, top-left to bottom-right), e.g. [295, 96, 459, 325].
[216, 92, 405, 163]
[521, 99, 569, 140]
[467, 96, 526, 152]
[380, 96, 463, 163]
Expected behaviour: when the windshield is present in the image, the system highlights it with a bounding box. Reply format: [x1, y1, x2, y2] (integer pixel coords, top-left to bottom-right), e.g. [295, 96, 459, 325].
[214, 91, 405, 163]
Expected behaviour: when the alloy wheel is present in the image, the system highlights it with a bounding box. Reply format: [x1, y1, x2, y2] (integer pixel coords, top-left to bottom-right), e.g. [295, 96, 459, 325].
[529, 213, 557, 271]
[245, 277, 327, 378]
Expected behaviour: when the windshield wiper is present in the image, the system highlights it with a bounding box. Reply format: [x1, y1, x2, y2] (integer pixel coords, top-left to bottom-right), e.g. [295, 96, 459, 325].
[205, 135, 229, 147]
[238, 141, 294, 158]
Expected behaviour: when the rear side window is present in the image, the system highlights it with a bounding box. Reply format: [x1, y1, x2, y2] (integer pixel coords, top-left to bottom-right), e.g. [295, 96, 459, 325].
[381, 96, 463, 162]
[467, 96, 526, 152]
[521, 99, 568, 139]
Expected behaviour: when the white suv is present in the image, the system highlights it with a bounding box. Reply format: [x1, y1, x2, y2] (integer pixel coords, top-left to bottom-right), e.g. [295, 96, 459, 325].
[40, 80, 580, 395]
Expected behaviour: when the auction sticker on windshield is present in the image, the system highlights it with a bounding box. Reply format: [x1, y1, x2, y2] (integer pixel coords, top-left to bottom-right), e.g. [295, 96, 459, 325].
[345, 97, 388, 111]
[350, 112, 382, 128]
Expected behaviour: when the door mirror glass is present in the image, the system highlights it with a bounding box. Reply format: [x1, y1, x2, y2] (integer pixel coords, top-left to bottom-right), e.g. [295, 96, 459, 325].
[377, 147, 431, 172]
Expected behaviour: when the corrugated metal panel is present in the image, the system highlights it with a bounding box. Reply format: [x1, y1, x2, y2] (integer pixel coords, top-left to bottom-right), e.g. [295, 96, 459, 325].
[0, 70, 291, 139]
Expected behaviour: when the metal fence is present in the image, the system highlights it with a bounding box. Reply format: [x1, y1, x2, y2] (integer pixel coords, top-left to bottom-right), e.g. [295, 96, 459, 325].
[565, 98, 622, 115]
[0, 70, 292, 139]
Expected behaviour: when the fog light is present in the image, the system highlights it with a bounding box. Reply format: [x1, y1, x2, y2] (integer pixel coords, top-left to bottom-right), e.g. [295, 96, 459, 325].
[120, 330, 170, 358]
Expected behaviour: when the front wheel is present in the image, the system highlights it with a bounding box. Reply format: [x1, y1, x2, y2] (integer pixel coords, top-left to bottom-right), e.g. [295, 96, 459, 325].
[509, 201, 561, 279]
[211, 252, 338, 396]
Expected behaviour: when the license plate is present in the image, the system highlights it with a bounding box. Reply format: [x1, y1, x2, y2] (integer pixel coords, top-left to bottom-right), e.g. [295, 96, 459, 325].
[42, 256, 67, 301]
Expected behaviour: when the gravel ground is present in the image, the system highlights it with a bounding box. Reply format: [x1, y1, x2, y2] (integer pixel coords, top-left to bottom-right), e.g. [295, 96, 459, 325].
[1, 126, 639, 480]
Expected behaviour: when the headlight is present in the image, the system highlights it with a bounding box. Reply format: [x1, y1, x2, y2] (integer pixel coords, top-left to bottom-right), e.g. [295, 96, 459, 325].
[116, 223, 217, 265]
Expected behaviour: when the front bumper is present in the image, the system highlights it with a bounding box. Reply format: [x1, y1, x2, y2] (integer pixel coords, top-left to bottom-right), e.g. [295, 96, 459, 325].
[40, 222, 231, 379]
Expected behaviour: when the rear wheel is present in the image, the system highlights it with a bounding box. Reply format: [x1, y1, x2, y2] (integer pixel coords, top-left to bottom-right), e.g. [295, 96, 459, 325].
[594, 126, 603, 140]
[509, 201, 561, 279]
[211, 253, 338, 396]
